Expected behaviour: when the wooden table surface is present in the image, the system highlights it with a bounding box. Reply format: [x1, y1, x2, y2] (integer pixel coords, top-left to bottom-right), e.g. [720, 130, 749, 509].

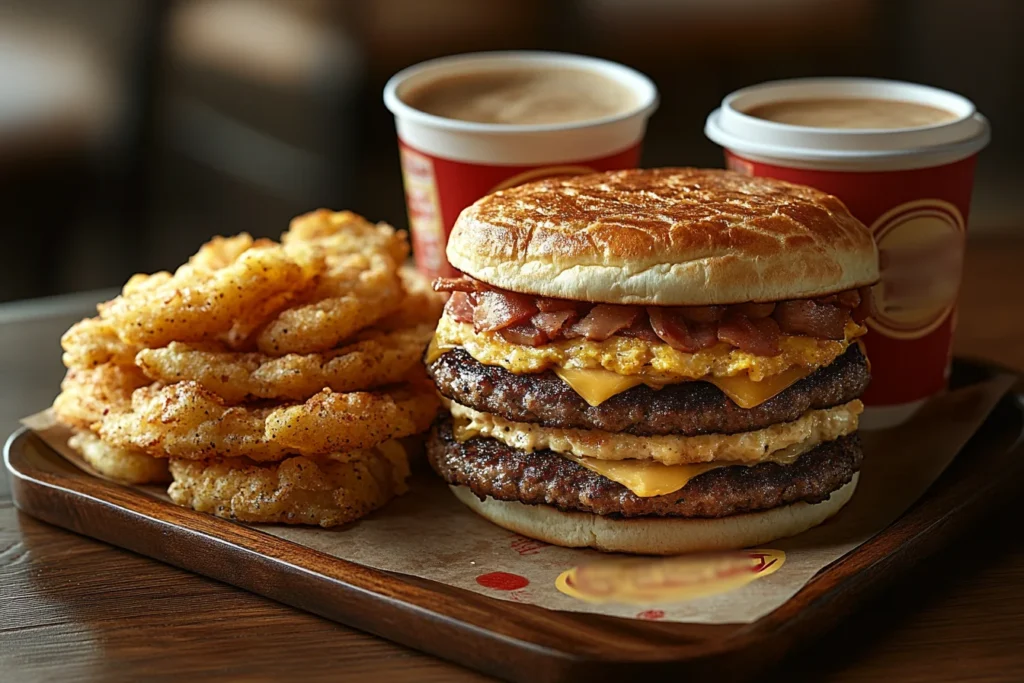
[2, 239, 1023, 683]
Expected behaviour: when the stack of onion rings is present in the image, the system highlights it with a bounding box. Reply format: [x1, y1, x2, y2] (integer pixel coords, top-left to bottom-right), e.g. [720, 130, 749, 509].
[53, 210, 444, 525]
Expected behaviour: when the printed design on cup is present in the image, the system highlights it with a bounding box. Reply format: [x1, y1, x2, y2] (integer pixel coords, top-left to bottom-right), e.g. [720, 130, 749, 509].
[868, 199, 965, 341]
[725, 154, 755, 176]
[488, 165, 598, 193]
[399, 146, 447, 276]
[554, 549, 785, 605]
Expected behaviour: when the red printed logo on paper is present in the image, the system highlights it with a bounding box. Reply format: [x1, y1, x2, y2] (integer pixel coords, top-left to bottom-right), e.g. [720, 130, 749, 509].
[476, 571, 530, 591]
[868, 199, 965, 341]
[554, 549, 785, 605]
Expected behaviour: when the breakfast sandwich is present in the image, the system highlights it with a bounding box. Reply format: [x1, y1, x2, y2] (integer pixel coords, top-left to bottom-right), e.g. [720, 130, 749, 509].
[426, 167, 879, 554]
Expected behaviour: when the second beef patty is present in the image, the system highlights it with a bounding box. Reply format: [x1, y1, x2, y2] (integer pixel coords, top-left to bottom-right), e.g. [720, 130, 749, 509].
[428, 344, 869, 437]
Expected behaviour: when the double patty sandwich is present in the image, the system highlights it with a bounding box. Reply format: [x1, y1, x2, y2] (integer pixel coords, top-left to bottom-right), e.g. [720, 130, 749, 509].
[426, 168, 879, 554]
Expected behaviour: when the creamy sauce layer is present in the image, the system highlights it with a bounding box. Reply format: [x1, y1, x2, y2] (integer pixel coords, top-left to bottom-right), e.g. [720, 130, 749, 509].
[449, 399, 863, 466]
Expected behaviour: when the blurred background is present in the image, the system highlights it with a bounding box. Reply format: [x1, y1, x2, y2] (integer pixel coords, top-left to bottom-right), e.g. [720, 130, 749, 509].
[0, 0, 1021, 303]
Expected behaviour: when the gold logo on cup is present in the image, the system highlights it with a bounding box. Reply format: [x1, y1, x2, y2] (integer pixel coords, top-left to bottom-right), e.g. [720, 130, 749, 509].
[555, 549, 785, 605]
[868, 199, 965, 340]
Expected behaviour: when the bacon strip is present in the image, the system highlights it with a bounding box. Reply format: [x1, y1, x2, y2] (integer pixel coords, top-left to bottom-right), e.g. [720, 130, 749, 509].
[433, 276, 489, 293]
[532, 310, 577, 338]
[734, 302, 775, 319]
[774, 300, 847, 340]
[444, 291, 475, 324]
[441, 279, 863, 349]
[679, 305, 727, 323]
[619, 318, 661, 342]
[718, 313, 781, 356]
[568, 305, 641, 341]
[852, 286, 875, 323]
[535, 297, 586, 313]
[837, 289, 862, 309]
[472, 290, 537, 333]
[647, 308, 717, 352]
[498, 323, 548, 346]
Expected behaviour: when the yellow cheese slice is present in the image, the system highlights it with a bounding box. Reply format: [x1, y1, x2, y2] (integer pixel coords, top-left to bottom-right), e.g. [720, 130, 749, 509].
[562, 452, 723, 497]
[553, 367, 646, 407]
[562, 442, 811, 498]
[553, 364, 809, 409]
[424, 336, 451, 365]
[707, 366, 811, 409]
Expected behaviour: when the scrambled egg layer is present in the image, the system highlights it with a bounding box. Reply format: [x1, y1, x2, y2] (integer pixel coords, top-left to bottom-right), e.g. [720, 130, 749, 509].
[433, 315, 865, 381]
[450, 399, 863, 466]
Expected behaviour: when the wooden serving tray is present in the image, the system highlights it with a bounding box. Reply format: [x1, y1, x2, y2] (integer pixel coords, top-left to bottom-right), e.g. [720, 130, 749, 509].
[5, 359, 1024, 683]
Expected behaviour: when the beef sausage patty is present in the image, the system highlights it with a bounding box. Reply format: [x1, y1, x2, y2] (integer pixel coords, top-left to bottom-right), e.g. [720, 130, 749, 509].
[428, 344, 869, 437]
[428, 416, 862, 518]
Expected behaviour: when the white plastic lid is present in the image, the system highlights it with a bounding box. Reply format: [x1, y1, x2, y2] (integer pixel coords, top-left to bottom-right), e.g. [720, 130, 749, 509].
[705, 78, 990, 171]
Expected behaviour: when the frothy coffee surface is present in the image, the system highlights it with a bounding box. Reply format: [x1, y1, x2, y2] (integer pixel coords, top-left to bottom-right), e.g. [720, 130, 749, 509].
[402, 68, 636, 125]
[744, 98, 958, 129]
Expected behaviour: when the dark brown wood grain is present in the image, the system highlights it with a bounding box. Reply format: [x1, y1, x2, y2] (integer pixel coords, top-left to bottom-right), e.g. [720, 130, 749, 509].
[3, 239, 1024, 683]
[0, 500, 487, 683]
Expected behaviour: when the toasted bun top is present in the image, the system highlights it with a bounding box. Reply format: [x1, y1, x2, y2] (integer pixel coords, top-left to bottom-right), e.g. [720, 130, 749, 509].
[446, 168, 879, 305]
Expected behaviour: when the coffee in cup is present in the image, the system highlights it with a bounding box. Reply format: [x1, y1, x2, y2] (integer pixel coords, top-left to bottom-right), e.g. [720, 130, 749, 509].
[401, 68, 639, 125]
[743, 98, 958, 129]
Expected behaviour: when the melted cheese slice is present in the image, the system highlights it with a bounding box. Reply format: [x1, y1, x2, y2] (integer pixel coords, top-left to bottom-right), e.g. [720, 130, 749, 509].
[553, 367, 647, 407]
[708, 366, 812, 409]
[562, 453, 724, 497]
[552, 364, 810, 409]
[562, 443, 809, 497]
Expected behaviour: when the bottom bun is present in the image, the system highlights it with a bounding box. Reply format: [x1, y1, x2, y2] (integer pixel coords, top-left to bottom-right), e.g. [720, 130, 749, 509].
[450, 473, 858, 555]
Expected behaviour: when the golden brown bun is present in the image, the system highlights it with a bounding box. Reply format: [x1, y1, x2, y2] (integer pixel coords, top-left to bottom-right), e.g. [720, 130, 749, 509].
[447, 168, 879, 305]
[450, 474, 857, 554]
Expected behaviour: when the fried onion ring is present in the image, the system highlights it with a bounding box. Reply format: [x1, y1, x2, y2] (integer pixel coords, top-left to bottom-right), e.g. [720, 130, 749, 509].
[135, 324, 434, 402]
[99, 241, 315, 347]
[98, 381, 438, 461]
[167, 440, 410, 527]
[68, 430, 170, 484]
[282, 209, 408, 265]
[373, 265, 447, 331]
[61, 317, 140, 369]
[256, 250, 403, 355]
[52, 363, 151, 430]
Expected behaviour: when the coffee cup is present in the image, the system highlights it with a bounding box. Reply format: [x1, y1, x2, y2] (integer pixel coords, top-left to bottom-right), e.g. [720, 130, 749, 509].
[384, 51, 658, 278]
[705, 78, 990, 428]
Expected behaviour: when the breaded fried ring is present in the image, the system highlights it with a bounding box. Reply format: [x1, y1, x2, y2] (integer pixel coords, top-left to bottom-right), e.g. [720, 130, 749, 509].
[265, 381, 439, 454]
[135, 324, 434, 402]
[98, 381, 439, 461]
[180, 233, 255, 273]
[61, 317, 140, 369]
[282, 209, 409, 265]
[256, 250, 403, 355]
[52, 363, 151, 430]
[68, 430, 170, 484]
[374, 265, 447, 332]
[100, 241, 314, 347]
[167, 440, 410, 527]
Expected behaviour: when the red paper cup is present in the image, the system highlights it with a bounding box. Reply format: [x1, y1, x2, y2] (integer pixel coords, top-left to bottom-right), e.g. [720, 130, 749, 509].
[384, 51, 658, 278]
[705, 78, 990, 428]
